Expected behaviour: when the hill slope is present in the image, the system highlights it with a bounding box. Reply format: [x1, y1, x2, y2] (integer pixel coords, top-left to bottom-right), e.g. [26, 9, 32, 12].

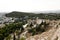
[26, 23, 60, 40]
[5, 11, 60, 19]
[5, 11, 35, 17]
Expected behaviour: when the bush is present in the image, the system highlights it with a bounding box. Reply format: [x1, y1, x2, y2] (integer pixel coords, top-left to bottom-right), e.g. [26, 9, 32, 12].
[0, 22, 24, 40]
[20, 37, 26, 40]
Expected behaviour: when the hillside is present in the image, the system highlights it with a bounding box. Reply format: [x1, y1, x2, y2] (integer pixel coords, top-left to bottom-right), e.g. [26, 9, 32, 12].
[26, 26, 60, 40]
[5, 11, 60, 19]
[5, 11, 35, 17]
[26, 21, 60, 40]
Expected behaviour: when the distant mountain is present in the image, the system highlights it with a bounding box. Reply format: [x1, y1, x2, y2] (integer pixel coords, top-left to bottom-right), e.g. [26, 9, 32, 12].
[5, 11, 35, 17]
[5, 11, 60, 19]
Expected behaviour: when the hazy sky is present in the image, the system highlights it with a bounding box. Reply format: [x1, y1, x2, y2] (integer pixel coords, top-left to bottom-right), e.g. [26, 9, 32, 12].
[0, 0, 60, 12]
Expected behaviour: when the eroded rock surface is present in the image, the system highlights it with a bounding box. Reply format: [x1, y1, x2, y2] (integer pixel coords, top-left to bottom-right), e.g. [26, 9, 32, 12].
[26, 23, 60, 40]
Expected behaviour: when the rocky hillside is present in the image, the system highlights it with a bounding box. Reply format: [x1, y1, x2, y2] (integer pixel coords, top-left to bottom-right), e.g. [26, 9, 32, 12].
[3, 19, 60, 40]
[26, 20, 60, 40]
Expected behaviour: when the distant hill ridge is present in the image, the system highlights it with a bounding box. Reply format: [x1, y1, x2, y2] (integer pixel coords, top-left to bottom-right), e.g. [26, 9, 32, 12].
[5, 11, 35, 17]
[5, 11, 60, 19]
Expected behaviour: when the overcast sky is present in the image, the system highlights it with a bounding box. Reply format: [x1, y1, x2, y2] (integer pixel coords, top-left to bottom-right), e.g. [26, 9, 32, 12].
[0, 0, 60, 12]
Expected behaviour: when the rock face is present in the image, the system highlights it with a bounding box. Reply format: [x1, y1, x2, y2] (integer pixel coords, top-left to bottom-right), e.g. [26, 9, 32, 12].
[26, 24, 60, 40]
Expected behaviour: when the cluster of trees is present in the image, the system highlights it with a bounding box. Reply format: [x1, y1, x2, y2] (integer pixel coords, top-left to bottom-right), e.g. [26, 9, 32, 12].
[0, 22, 24, 40]
[28, 21, 49, 36]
